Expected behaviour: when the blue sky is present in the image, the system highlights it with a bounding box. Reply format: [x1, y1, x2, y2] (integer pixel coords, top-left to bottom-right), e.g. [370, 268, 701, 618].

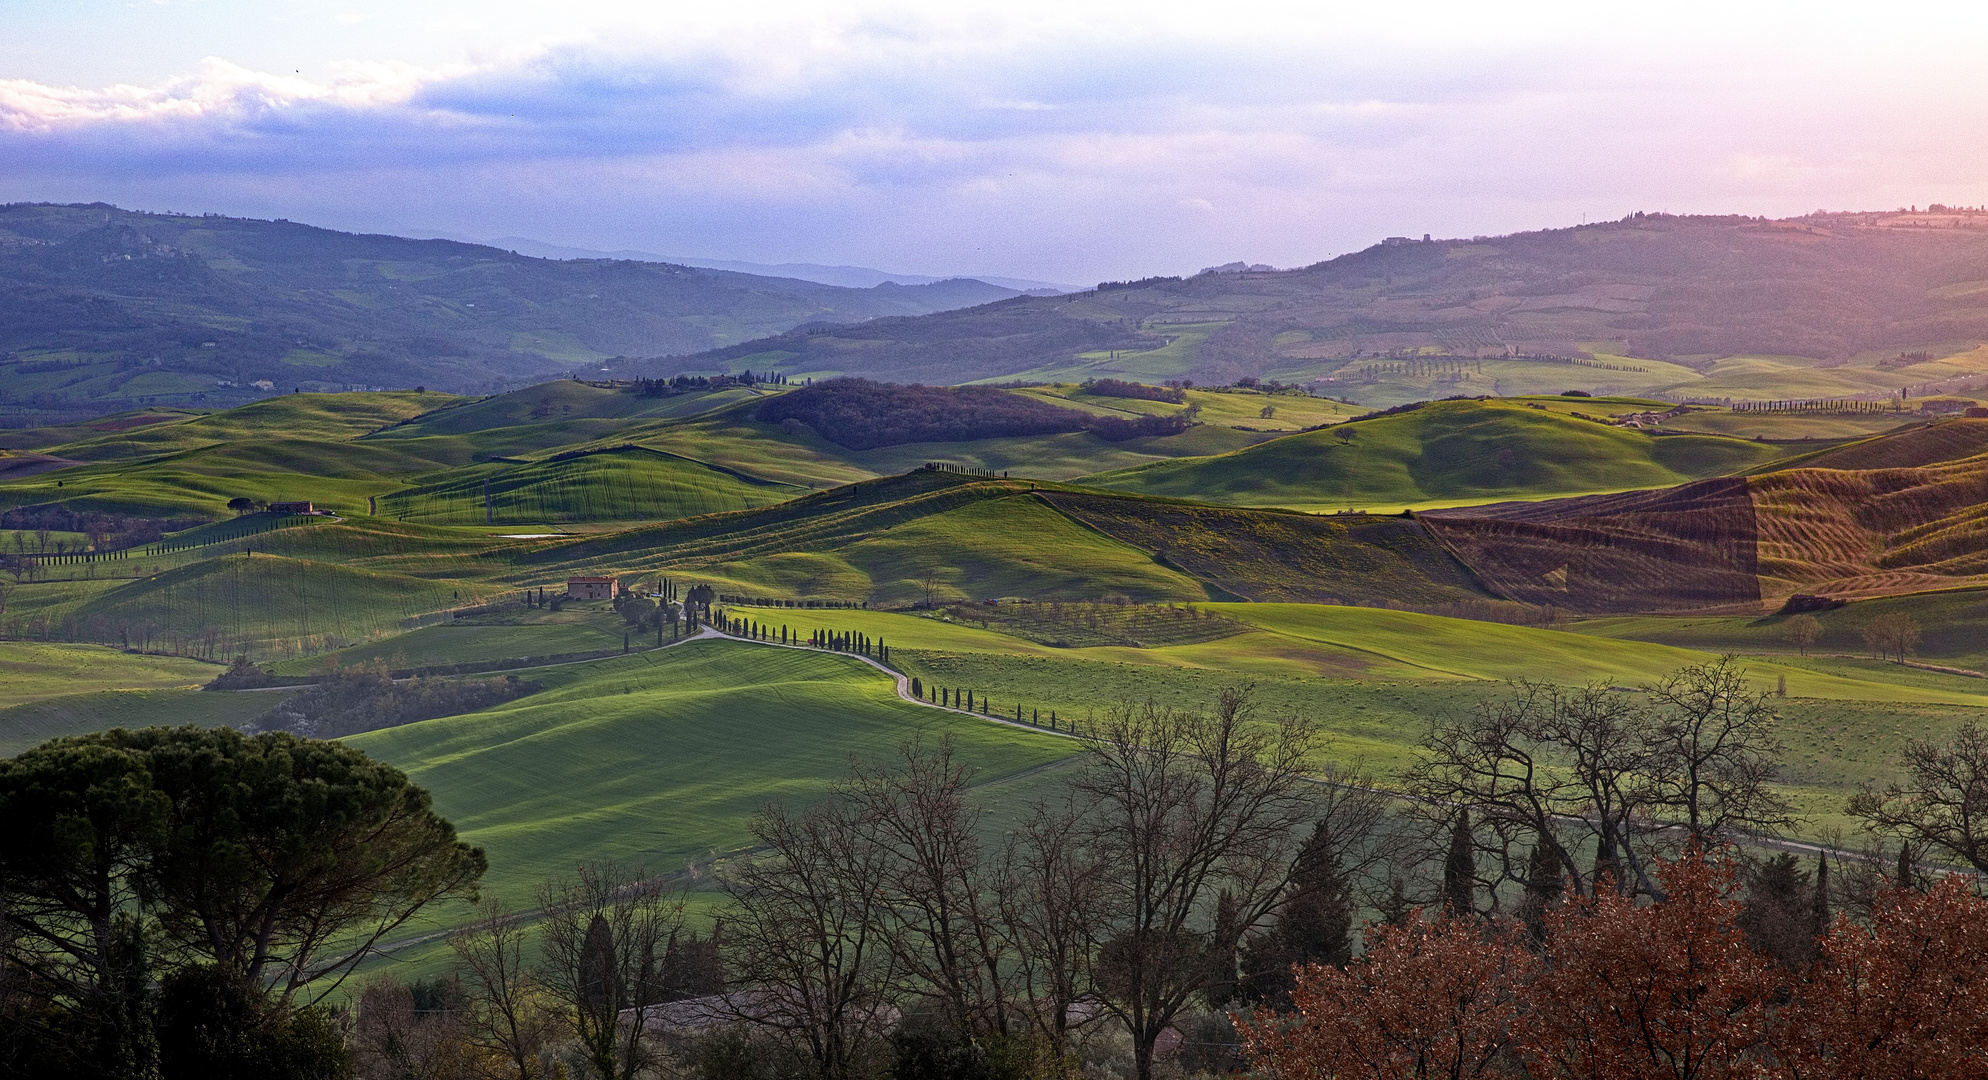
[5, 1, 1988, 283]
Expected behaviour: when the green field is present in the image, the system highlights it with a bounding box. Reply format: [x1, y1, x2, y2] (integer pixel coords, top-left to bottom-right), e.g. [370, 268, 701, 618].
[755, 602, 1988, 706]
[65, 553, 502, 658]
[374, 445, 803, 525]
[267, 610, 633, 675]
[346, 640, 1075, 905]
[1572, 588, 1988, 673]
[0, 687, 269, 756]
[1078, 398, 1787, 511]
[0, 641, 220, 708]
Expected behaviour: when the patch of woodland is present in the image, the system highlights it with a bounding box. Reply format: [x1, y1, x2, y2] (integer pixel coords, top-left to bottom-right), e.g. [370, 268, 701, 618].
[249, 660, 539, 738]
[754, 377, 1191, 450]
[1, 505, 199, 552]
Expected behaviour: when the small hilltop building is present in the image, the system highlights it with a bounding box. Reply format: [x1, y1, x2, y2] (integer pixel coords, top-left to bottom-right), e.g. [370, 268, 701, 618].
[567, 576, 620, 600]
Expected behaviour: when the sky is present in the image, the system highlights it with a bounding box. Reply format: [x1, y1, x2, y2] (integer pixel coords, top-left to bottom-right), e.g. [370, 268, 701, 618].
[5, 0, 1988, 284]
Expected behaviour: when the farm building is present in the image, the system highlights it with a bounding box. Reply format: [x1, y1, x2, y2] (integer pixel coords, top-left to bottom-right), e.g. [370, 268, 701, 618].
[268, 501, 315, 514]
[567, 576, 619, 600]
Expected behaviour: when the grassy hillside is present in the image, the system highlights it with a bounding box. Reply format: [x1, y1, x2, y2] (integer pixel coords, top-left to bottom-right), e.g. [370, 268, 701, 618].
[1079, 398, 1784, 511]
[1573, 587, 1988, 673]
[347, 640, 1074, 903]
[0, 688, 266, 756]
[373, 445, 803, 526]
[0, 641, 219, 708]
[65, 553, 499, 658]
[36, 391, 458, 461]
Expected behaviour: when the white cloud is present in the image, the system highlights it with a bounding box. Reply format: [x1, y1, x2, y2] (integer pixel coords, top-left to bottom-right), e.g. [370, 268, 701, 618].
[0, 56, 441, 132]
[5, 3, 1988, 280]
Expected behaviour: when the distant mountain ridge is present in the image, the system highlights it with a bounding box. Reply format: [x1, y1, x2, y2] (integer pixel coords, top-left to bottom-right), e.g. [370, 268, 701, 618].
[487, 236, 1080, 294]
[0, 203, 1029, 415]
[620, 210, 1988, 398]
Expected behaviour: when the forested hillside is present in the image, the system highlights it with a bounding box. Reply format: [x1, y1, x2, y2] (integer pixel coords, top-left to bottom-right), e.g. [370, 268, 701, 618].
[0, 203, 1022, 416]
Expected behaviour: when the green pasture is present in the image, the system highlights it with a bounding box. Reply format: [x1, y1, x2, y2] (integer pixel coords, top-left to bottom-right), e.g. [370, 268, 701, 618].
[41, 391, 458, 461]
[1213, 604, 1988, 705]
[0, 641, 219, 709]
[64, 553, 500, 658]
[1077, 398, 1786, 511]
[1007, 383, 1354, 434]
[347, 640, 1075, 906]
[269, 609, 633, 674]
[620, 404, 1263, 489]
[1573, 588, 1988, 673]
[0, 687, 268, 756]
[0, 438, 460, 519]
[1011, 321, 1226, 383]
[509, 475, 1215, 605]
[374, 446, 802, 525]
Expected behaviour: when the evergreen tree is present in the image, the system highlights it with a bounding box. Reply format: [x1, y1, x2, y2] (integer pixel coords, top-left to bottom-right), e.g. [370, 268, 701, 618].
[1241, 820, 1354, 1007]
[1442, 810, 1475, 916]
[1518, 836, 1564, 942]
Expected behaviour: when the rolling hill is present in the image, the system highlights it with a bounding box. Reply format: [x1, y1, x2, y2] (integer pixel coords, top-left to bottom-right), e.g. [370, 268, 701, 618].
[0, 203, 1028, 414]
[619, 210, 1988, 405]
[1078, 397, 1786, 511]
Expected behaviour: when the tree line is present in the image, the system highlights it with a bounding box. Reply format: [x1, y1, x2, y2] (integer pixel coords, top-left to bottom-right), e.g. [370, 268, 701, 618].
[753, 378, 1194, 451]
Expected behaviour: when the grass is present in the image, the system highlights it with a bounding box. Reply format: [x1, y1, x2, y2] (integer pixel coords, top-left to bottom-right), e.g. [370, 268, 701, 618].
[41, 392, 459, 462]
[374, 446, 802, 526]
[619, 401, 1267, 489]
[1077, 398, 1786, 512]
[268, 609, 633, 674]
[0, 688, 269, 756]
[65, 553, 501, 658]
[345, 639, 1075, 907]
[1571, 587, 1988, 673]
[0, 641, 220, 709]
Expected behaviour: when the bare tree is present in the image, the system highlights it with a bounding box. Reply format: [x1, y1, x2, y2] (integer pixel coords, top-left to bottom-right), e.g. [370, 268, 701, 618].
[536, 862, 683, 1080]
[1070, 687, 1317, 1080]
[843, 736, 1016, 1046]
[1849, 721, 1988, 875]
[1862, 613, 1922, 664]
[1408, 681, 1661, 901]
[450, 900, 557, 1080]
[1641, 657, 1795, 853]
[352, 975, 476, 1080]
[1782, 614, 1823, 656]
[997, 799, 1101, 1077]
[722, 798, 897, 1080]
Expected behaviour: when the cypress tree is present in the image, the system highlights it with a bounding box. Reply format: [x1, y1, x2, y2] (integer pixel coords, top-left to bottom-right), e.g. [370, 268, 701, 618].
[1241, 819, 1354, 1006]
[1519, 836, 1563, 941]
[1442, 809, 1475, 916]
[1811, 854, 1832, 940]
[1898, 840, 1916, 890]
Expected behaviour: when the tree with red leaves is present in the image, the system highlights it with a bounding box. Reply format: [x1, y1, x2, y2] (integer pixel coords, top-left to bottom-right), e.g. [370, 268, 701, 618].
[1240, 848, 1988, 1080]
[1519, 850, 1774, 1080]
[1771, 876, 1988, 1080]
[1234, 912, 1536, 1079]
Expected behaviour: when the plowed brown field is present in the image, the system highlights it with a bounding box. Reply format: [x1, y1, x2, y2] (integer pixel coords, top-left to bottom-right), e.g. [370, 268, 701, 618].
[1421, 422, 1988, 612]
